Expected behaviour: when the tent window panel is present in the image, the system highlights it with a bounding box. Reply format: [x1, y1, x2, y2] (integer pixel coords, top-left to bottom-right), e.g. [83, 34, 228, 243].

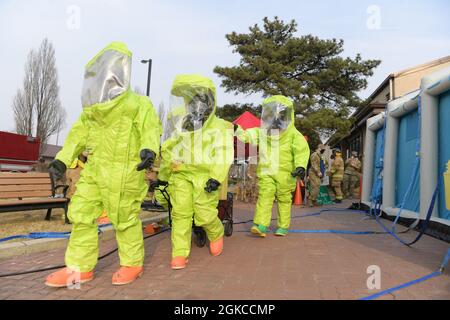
[395, 109, 420, 212]
[405, 111, 419, 142]
[438, 90, 450, 220]
[371, 128, 384, 203]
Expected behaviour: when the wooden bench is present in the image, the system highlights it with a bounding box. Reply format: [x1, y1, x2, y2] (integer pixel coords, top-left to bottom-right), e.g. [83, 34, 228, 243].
[0, 172, 69, 223]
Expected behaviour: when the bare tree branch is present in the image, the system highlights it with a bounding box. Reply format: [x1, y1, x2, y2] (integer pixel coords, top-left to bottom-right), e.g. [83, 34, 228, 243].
[12, 38, 66, 154]
[134, 86, 145, 96]
[158, 101, 170, 141]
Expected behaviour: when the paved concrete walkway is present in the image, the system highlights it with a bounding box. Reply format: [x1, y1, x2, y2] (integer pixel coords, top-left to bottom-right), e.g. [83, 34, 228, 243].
[0, 201, 449, 300]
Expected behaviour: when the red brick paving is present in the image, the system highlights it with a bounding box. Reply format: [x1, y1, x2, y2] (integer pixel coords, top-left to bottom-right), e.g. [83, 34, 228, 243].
[0, 200, 449, 300]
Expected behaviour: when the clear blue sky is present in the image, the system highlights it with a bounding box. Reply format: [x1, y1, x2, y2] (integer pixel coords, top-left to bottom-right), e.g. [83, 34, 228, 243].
[1, 0, 449, 143]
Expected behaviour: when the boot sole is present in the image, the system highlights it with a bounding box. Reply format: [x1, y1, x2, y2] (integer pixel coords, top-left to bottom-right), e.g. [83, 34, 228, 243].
[274, 233, 287, 237]
[171, 265, 187, 270]
[112, 271, 143, 286]
[210, 249, 223, 257]
[171, 259, 189, 270]
[45, 277, 93, 288]
[250, 227, 266, 238]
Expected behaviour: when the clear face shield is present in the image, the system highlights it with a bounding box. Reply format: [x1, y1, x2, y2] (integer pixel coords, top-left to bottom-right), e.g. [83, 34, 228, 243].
[261, 102, 292, 134]
[167, 88, 215, 136]
[81, 50, 131, 107]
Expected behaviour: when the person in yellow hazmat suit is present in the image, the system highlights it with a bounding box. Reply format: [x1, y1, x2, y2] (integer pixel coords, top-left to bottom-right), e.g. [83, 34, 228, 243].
[235, 95, 310, 237]
[44, 42, 161, 287]
[153, 74, 234, 270]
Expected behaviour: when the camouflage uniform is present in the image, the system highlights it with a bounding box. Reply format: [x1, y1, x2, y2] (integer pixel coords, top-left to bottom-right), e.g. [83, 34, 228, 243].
[308, 151, 322, 206]
[343, 156, 362, 198]
[329, 154, 344, 201]
[33, 161, 48, 173]
[66, 164, 83, 199]
[145, 157, 161, 201]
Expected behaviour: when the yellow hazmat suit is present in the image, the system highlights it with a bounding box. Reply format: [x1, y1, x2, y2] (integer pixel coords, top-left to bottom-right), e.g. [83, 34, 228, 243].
[55, 42, 161, 272]
[235, 95, 310, 236]
[157, 74, 234, 260]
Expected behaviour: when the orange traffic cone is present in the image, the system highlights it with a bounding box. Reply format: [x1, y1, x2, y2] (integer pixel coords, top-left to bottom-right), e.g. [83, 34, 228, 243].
[144, 223, 161, 235]
[293, 179, 303, 206]
[144, 224, 155, 235]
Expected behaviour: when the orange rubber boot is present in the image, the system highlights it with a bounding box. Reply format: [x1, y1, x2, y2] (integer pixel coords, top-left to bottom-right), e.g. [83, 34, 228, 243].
[112, 266, 143, 285]
[171, 257, 188, 270]
[209, 237, 223, 256]
[97, 209, 110, 224]
[97, 216, 110, 224]
[45, 267, 94, 288]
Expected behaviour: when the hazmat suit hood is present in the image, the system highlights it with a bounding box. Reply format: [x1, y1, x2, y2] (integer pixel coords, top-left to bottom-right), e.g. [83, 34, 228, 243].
[167, 74, 217, 136]
[81, 42, 132, 108]
[260, 95, 294, 136]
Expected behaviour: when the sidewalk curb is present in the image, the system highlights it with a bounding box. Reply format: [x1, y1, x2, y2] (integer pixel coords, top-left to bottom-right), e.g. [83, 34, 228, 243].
[0, 212, 168, 261]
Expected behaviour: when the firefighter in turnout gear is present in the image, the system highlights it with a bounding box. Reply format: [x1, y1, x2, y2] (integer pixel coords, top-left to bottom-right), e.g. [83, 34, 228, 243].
[343, 151, 362, 199]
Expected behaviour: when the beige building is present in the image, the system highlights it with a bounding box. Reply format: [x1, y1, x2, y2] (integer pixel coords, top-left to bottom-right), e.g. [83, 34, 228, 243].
[41, 144, 62, 163]
[333, 55, 450, 161]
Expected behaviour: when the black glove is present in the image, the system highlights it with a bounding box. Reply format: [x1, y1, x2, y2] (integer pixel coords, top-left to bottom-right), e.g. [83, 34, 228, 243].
[204, 178, 221, 193]
[136, 149, 156, 171]
[149, 179, 168, 192]
[48, 159, 67, 181]
[291, 167, 306, 180]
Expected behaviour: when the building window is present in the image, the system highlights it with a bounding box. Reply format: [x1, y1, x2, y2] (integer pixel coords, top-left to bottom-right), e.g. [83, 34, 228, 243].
[348, 134, 362, 156]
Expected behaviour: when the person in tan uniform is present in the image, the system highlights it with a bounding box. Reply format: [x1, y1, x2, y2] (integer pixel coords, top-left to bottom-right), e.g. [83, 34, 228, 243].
[142, 157, 166, 211]
[343, 151, 362, 199]
[33, 157, 48, 173]
[307, 144, 326, 207]
[328, 149, 345, 203]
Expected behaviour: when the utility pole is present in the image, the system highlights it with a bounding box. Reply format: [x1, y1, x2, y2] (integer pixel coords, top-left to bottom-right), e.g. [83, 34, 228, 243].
[141, 59, 152, 97]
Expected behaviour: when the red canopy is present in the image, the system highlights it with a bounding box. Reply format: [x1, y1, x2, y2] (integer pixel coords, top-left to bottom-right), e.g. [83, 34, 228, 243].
[232, 111, 261, 130]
